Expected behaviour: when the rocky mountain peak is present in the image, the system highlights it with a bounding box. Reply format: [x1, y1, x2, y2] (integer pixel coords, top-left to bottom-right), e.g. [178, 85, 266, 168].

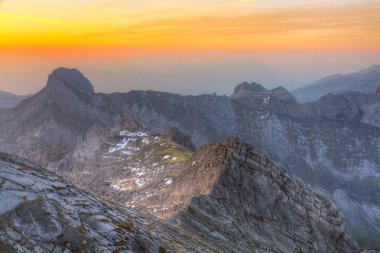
[311, 93, 362, 121]
[46, 67, 95, 95]
[269, 86, 297, 102]
[232, 81, 267, 97]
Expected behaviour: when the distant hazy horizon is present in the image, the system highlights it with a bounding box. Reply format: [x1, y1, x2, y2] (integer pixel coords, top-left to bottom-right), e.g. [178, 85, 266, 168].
[1, 0, 379, 95]
[1, 54, 379, 96]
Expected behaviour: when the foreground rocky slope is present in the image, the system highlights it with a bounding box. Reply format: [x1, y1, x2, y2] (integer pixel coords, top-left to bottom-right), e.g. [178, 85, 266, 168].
[0, 138, 357, 252]
[0, 152, 165, 252]
[0, 67, 378, 249]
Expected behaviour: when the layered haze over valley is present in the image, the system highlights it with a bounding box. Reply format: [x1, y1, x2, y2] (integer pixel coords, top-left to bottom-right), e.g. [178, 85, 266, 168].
[1, 0, 380, 252]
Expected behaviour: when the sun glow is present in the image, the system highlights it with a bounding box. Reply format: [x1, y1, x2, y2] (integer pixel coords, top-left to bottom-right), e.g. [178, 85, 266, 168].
[0, 0, 379, 95]
[0, 0, 379, 51]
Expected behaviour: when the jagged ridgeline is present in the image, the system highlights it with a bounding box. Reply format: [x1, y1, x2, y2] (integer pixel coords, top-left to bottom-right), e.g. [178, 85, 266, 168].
[0, 68, 379, 250]
[0, 138, 357, 252]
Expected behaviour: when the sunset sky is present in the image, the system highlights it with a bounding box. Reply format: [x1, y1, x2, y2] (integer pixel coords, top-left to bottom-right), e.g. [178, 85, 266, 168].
[0, 0, 379, 95]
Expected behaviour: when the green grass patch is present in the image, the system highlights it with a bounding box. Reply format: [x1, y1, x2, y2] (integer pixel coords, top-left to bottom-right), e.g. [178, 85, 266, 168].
[153, 140, 193, 164]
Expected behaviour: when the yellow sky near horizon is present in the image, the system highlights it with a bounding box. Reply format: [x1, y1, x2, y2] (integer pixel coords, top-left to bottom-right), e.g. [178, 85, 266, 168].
[0, 0, 379, 52]
[1, 0, 379, 95]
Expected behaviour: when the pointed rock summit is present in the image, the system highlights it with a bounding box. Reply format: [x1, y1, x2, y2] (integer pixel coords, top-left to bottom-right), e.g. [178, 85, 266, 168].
[46, 67, 94, 95]
[269, 86, 297, 102]
[232, 81, 267, 97]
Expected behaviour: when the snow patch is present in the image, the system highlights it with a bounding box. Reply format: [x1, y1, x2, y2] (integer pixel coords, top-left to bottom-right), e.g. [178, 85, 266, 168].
[162, 155, 170, 160]
[108, 138, 131, 153]
[263, 96, 270, 104]
[165, 178, 172, 185]
[119, 131, 147, 137]
[135, 179, 145, 187]
[142, 138, 150, 144]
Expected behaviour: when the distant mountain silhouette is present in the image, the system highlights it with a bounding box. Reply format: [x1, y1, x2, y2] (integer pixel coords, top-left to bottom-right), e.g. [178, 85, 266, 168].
[0, 90, 31, 108]
[292, 64, 380, 102]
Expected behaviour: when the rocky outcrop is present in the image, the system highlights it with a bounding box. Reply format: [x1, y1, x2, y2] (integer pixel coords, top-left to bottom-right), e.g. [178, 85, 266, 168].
[307, 93, 362, 121]
[232, 81, 267, 98]
[166, 127, 196, 151]
[339, 92, 380, 128]
[0, 152, 165, 252]
[48, 67, 95, 94]
[161, 139, 357, 252]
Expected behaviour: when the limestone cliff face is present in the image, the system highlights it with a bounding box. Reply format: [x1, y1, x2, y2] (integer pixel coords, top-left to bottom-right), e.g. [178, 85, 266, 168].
[167, 139, 357, 252]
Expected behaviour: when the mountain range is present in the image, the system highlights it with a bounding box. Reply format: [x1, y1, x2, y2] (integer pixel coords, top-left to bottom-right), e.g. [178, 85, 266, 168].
[0, 91, 31, 108]
[292, 64, 380, 102]
[0, 67, 379, 250]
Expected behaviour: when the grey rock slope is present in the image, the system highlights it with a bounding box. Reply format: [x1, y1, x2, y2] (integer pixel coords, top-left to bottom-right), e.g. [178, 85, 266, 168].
[339, 92, 380, 128]
[0, 152, 169, 253]
[170, 138, 357, 252]
[49, 126, 195, 217]
[0, 149, 230, 253]
[0, 91, 31, 108]
[292, 64, 380, 102]
[0, 138, 357, 253]
[0, 68, 379, 249]
[0, 68, 117, 166]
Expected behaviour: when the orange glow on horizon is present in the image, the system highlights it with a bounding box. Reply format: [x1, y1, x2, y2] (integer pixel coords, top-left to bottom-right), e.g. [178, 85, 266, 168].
[0, 2, 379, 53]
[1, 0, 380, 96]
